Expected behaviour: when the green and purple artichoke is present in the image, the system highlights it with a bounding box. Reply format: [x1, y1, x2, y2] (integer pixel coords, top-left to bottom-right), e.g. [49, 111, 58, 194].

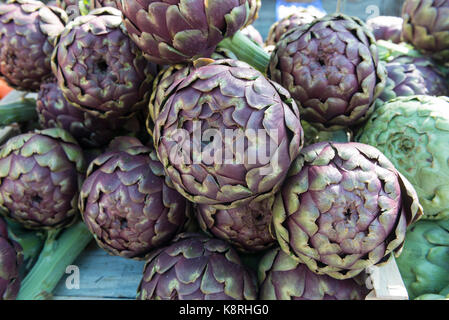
[269, 13, 387, 131]
[79, 137, 189, 260]
[0, 128, 85, 230]
[51, 7, 159, 121]
[152, 59, 304, 209]
[258, 247, 369, 300]
[0, 0, 68, 91]
[196, 197, 276, 253]
[358, 95, 449, 220]
[366, 15, 403, 44]
[272, 141, 423, 280]
[115, 0, 254, 64]
[402, 0, 449, 63]
[0, 217, 23, 300]
[137, 233, 258, 300]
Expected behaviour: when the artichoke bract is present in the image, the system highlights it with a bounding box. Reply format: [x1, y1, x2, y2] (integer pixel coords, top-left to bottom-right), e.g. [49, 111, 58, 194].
[51, 7, 159, 120]
[265, 8, 324, 47]
[402, 0, 449, 63]
[0, 128, 85, 230]
[396, 219, 449, 299]
[116, 0, 253, 64]
[272, 142, 422, 280]
[358, 95, 449, 220]
[0, 0, 68, 91]
[196, 197, 276, 253]
[269, 14, 387, 131]
[0, 217, 22, 300]
[258, 247, 369, 300]
[152, 59, 304, 210]
[137, 233, 258, 300]
[366, 16, 403, 44]
[79, 137, 189, 260]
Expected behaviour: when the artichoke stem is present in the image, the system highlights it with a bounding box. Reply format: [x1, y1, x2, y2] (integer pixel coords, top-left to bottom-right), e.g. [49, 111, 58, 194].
[317, 129, 351, 143]
[16, 221, 93, 300]
[0, 99, 37, 126]
[218, 31, 270, 74]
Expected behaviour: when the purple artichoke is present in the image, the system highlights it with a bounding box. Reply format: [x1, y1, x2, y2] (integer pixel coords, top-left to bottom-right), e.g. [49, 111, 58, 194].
[268, 13, 387, 131]
[0, 0, 68, 91]
[0, 128, 85, 230]
[137, 233, 258, 300]
[79, 137, 189, 259]
[258, 247, 369, 300]
[115, 0, 253, 64]
[366, 16, 403, 44]
[0, 217, 22, 300]
[152, 59, 304, 210]
[196, 197, 276, 253]
[272, 142, 423, 279]
[51, 7, 159, 120]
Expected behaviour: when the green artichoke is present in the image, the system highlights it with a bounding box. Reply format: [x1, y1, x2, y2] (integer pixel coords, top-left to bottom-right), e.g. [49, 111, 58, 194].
[115, 0, 253, 64]
[79, 137, 189, 260]
[0, 0, 68, 91]
[396, 219, 449, 299]
[357, 95, 449, 220]
[402, 0, 449, 63]
[51, 7, 159, 120]
[268, 13, 387, 131]
[366, 16, 403, 44]
[152, 59, 304, 210]
[265, 8, 324, 47]
[258, 247, 369, 300]
[137, 233, 258, 300]
[0, 128, 85, 229]
[272, 141, 422, 280]
[196, 197, 276, 253]
[0, 217, 23, 300]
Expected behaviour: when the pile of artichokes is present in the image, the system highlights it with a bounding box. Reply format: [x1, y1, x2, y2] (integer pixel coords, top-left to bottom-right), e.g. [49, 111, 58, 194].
[0, 0, 448, 301]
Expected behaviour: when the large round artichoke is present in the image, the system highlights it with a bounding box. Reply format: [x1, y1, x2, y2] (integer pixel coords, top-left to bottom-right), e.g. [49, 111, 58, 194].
[115, 0, 253, 64]
[402, 0, 449, 63]
[269, 14, 387, 131]
[0, 0, 68, 91]
[358, 95, 449, 220]
[196, 197, 276, 253]
[152, 59, 304, 210]
[0, 217, 22, 300]
[366, 15, 403, 44]
[258, 247, 369, 300]
[0, 128, 85, 229]
[396, 219, 449, 299]
[137, 233, 258, 300]
[272, 141, 423, 280]
[51, 7, 159, 120]
[79, 137, 189, 260]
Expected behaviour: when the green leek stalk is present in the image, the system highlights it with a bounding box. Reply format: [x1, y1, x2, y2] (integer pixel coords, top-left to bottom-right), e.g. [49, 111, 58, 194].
[16, 221, 93, 300]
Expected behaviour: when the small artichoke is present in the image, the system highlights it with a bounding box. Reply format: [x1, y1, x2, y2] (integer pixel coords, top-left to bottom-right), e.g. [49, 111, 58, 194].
[0, 0, 68, 91]
[152, 59, 304, 209]
[115, 0, 253, 64]
[396, 219, 449, 299]
[196, 197, 276, 253]
[137, 233, 258, 300]
[0, 128, 85, 229]
[51, 7, 159, 120]
[269, 14, 387, 131]
[366, 15, 403, 43]
[265, 8, 324, 47]
[402, 0, 449, 63]
[0, 217, 22, 300]
[241, 25, 264, 47]
[79, 137, 189, 259]
[272, 141, 422, 280]
[93, 0, 117, 8]
[358, 95, 449, 220]
[258, 247, 369, 300]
